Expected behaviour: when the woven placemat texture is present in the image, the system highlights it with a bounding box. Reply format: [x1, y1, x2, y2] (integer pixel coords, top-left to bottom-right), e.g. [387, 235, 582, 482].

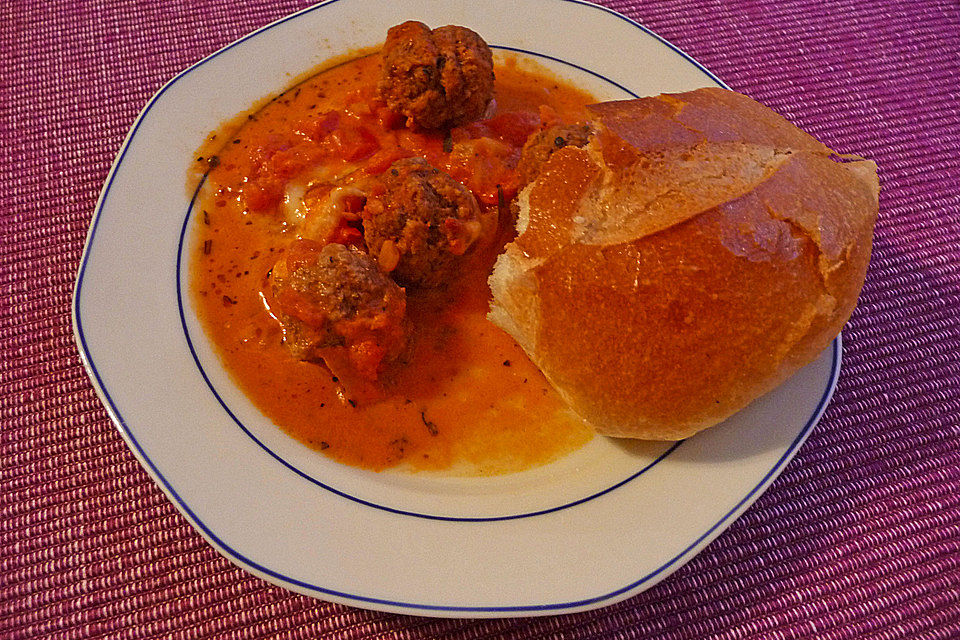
[3, 0, 959, 637]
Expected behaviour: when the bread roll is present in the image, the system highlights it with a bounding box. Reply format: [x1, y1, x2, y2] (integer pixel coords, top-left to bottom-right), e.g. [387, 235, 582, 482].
[488, 87, 878, 439]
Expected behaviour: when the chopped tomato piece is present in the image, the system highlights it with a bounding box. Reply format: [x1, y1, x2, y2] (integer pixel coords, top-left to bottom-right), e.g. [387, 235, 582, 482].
[396, 129, 445, 162]
[305, 111, 340, 140]
[365, 148, 409, 175]
[332, 223, 365, 248]
[271, 145, 317, 180]
[485, 111, 541, 147]
[245, 180, 283, 212]
[376, 106, 404, 130]
[341, 194, 367, 213]
[441, 136, 519, 205]
[329, 124, 380, 161]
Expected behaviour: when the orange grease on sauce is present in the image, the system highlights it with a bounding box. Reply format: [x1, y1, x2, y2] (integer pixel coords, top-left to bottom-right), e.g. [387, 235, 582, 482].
[190, 52, 597, 475]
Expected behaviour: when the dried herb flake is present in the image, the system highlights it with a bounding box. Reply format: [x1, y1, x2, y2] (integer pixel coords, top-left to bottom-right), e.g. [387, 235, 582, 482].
[420, 410, 439, 436]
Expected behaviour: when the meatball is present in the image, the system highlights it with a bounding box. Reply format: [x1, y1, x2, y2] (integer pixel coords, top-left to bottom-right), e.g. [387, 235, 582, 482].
[362, 158, 482, 288]
[378, 21, 494, 130]
[516, 123, 594, 190]
[270, 240, 408, 382]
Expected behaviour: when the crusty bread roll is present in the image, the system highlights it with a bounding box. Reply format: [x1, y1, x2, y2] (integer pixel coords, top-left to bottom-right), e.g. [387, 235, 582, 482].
[488, 87, 879, 440]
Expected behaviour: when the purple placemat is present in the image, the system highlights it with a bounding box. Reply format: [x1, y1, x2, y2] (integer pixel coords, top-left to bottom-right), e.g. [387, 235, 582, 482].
[3, 0, 959, 638]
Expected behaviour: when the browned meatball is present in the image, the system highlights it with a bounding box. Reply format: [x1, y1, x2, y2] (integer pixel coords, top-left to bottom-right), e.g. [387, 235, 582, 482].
[516, 123, 594, 190]
[378, 21, 494, 130]
[362, 158, 482, 288]
[270, 240, 408, 382]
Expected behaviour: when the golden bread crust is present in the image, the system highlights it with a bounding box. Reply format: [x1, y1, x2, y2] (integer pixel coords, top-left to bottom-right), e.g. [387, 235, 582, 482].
[489, 88, 878, 439]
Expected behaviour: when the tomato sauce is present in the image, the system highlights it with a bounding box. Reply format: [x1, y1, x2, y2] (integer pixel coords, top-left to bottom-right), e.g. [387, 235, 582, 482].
[190, 51, 597, 474]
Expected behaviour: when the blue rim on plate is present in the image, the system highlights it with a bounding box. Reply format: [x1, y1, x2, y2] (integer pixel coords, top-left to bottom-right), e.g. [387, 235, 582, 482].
[72, 0, 840, 615]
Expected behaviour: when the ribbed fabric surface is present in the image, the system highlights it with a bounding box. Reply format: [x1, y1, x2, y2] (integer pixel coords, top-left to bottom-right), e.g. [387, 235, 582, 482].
[2, 0, 959, 637]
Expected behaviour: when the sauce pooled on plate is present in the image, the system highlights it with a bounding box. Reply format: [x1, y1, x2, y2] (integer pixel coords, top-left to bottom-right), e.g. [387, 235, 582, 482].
[190, 25, 599, 474]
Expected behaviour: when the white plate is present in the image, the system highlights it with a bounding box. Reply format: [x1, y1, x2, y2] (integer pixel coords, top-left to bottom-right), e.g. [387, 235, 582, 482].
[73, 0, 840, 617]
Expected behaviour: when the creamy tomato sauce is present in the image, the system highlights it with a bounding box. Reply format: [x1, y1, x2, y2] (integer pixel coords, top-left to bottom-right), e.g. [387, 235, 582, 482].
[190, 51, 597, 474]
